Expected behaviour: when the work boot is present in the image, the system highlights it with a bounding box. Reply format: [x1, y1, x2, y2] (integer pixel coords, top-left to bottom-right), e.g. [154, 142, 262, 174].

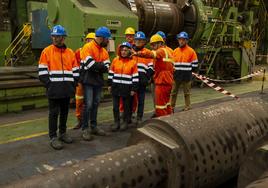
[73, 118, 82, 130]
[135, 117, 143, 127]
[111, 122, 120, 132]
[82, 129, 93, 141]
[59, 133, 73, 144]
[50, 137, 63, 150]
[120, 122, 128, 131]
[91, 127, 107, 136]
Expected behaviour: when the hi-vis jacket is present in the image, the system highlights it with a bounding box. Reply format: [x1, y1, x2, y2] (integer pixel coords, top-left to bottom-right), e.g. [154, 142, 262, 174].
[138, 46, 174, 86]
[173, 44, 198, 81]
[38, 44, 79, 99]
[108, 57, 139, 97]
[80, 40, 110, 86]
[132, 47, 154, 86]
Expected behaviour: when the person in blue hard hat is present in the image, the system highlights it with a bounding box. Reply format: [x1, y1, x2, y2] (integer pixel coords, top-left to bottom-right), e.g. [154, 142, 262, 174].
[79, 26, 111, 140]
[108, 42, 139, 131]
[170, 31, 198, 112]
[132, 31, 154, 125]
[38, 25, 79, 150]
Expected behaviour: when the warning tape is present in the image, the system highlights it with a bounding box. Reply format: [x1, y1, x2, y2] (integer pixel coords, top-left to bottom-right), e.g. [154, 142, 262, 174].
[205, 69, 264, 83]
[192, 73, 239, 99]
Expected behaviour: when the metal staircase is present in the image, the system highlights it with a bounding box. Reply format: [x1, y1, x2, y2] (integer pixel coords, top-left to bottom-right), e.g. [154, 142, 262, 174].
[4, 23, 32, 66]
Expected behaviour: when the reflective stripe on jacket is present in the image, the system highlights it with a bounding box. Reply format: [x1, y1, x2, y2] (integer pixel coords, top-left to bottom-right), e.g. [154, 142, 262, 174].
[80, 40, 110, 86]
[38, 44, 79, 99]
[108, 57, 139, 97]
[173, 44, 198, 81]
[133, 47, 153, 86]
[152, 47, 174, 86]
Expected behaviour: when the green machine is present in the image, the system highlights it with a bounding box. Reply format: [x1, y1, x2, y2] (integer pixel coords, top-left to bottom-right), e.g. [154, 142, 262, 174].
[47, 0, 138, 56]
[120, 0, 267, 79]
[0, 0, 267, 114]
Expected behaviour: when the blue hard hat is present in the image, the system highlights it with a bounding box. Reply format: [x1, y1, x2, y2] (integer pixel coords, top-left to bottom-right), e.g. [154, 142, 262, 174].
[120, 41, 132, 49]
[176, 31, 189, 40]
[95, 26, 111, 39]
[135, 31, 146, 40]
[156, 31, 166, 39]
[51, 25, 67, 36]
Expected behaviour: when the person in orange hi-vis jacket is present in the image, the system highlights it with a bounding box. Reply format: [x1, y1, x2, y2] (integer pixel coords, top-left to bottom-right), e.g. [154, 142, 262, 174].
[73, 32, 95, 130]
[170, 31, 198, 112]
[132, 31, 154, 125]
[38, 25, 79, 150]
[108, 42, 139, 131]
[80, 27, 111, 141]
[133, 34, 174, 117]
[119, 27, 138, 120]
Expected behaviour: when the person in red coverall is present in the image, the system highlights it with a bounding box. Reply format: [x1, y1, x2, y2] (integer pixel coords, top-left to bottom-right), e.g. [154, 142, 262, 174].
[133, 34, 174, 117]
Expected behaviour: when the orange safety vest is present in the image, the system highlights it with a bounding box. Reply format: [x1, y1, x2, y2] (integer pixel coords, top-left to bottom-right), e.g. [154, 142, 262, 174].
[38, 44, 79, 98]
[108, 56, 139, 96]
[80, 40, 110, 86]
[152, 46, 174, 85]
[173, 44, 198, 81]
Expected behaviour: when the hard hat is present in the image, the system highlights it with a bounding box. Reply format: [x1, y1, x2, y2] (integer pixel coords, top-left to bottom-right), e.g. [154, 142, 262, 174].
[156, 31, 166, 39]
[150, 34, 164, 44]
[176, 31, 189, 40]
[119, 41, 132, 49]
[124, 27, 135, 35]
[51, 25, 67, 36]
[86, 32, 95, 39]
[134, 31, 146, 40]
[95, 26, 111, 39]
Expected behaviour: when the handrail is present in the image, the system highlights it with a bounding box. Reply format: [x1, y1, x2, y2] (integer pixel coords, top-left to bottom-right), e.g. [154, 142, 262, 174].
[4, 23, 32, 66]
[4, 23, 31, 57]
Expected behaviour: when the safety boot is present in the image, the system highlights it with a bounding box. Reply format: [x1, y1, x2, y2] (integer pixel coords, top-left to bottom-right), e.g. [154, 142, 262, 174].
[184, 94, 191, 111]
[73, 118, 82, 130]
[82, 128, 93, 141]
[59, 133, 73, 144]
[91, 127, 107, 136]
[111, 122, 120, 132]
[120, 122, 128, 131]
[50, 137, 63, 150]
[135, 116, 143, 127]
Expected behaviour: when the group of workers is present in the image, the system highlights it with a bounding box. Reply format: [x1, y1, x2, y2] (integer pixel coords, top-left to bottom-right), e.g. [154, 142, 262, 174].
[38, 25, 198, 150]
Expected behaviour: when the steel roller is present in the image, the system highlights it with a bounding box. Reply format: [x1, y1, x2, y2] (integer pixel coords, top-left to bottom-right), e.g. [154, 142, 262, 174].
[4, 97, 268, 188]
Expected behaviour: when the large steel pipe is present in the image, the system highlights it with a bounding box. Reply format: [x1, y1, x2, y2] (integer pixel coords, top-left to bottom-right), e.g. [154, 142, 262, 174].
[129, 97, 268, 187]
[5, 97, 268, 188]
[5, 142, 167, 188]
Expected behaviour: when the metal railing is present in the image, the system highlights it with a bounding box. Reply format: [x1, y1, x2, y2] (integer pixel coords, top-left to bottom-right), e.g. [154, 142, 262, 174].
[4, 23, 32, 66]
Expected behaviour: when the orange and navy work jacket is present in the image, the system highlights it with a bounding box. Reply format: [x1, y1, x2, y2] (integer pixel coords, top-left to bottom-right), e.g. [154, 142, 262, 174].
[108, 57, 139, 97]
[173, 44, 198, 81]
[38, 44, 79, 99]
[139, 46, 174, 86]
[80, 40, 110, 86]
[132, 47, 154, 86]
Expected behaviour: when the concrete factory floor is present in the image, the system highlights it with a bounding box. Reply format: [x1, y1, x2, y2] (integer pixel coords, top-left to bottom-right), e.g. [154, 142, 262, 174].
[0, 76, 268, 186]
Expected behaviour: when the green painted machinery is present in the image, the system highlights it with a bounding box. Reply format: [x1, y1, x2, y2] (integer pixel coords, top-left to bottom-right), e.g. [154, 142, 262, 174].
[121, 0, 267, 79]
[47, 0, 138, 56]
[0, 0, 268, 114]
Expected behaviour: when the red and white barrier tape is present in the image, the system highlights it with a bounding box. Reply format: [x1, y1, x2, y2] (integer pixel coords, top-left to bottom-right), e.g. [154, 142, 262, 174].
[206, 69, 264, 83]
[192, 73, 239, 99]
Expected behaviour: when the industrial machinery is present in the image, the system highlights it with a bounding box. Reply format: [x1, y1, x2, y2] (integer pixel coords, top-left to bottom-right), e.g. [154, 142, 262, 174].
[0, 0, 267, 113]
[2, 0, 268, 78]
[4, 97, 268, 187]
